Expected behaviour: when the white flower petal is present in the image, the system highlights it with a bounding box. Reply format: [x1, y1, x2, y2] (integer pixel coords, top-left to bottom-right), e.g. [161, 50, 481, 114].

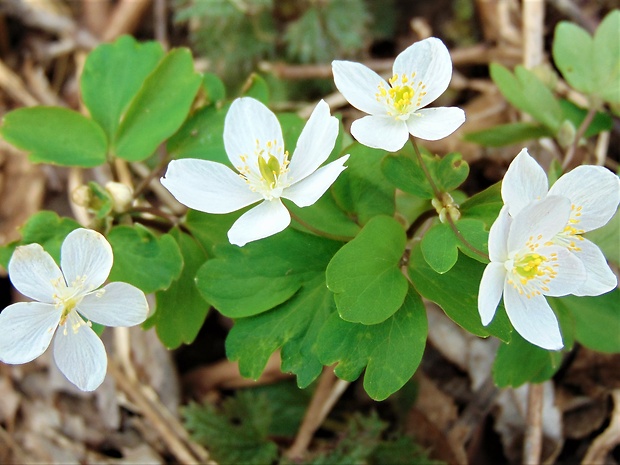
[288, 100, 339, 182]
[161, 159, 262, 214]
[393, 37, 453, 108]
[503, 286, 564, 350]
[228, 200, 291, 247]
[332, 60, 389, 115]
[53, 311, 107, 391]
[501, 149, 549, 217]
[78, 282, 149, 327]
[8, 243, 63, 303]
[0, 302, 59, 364]
[478, 262, 507, 326]
[488, 206, 511, 262]
[283, 155, 350, 207]
[350, 115, 409, 152]
[538, 245, 586, 296]
[223, 97, 284, 169]
[571, 238, 618, 296]
[548, 165, 620, 232]
[508, 196, 571, 253]
[61, 229, 112, 292]
[407, 107, 465, 141]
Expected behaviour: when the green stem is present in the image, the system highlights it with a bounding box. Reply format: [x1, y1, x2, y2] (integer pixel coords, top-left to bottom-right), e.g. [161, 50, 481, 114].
[287, 208, 354, 243]
[409, 136, 489, 262]
[562, 106, 597, 170]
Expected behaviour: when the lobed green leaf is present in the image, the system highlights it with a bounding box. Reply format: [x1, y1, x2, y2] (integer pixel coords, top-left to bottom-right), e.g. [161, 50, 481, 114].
[316, 287, 427, 401]
[326, 215, 408, 325]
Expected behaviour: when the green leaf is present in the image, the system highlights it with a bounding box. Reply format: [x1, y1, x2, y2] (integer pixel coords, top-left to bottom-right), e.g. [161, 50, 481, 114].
[316, 287, 427, 401]
[81, 35, 164, 142]
[490, 63, 563, 132]
[107, 224, 183, 293]
[553, 21, 595, 95]
[196, 229, 342, 318]
[464, 122, 551, 147]
[183, 209, 241, 256]
[459, 182, 503, 227]
[326, 216, 407, 325]
[285, 193, 360, 240]
[226, 275, 335, 388]
[420, 219, 488, 274]
[550, 291, 620, 354]
[0, 211, 80, 267]
[593, 10, 620, 104]
[381, 151, 434, 199]
[332, 143, 395, 224]
[421, 223, 458, 273]
[493, 331, 562, 388]
[183, 391, 278, 465]
[409, 244, 511, 342]
[436, 152, 469, 192]
[167, 104, 229, 164]
[114, 48, 202, 161]
[382, 148, 468, 198]
[241, 73, 269, 103]
[151, 229, 210, 349]
[201, 72, 226, 104]
[0, 107, 107, 167]
[553, 11, 620, 104]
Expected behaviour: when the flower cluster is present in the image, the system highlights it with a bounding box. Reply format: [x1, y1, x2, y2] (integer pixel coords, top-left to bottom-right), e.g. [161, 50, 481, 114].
[0, 229, 149, 391]
[479, 149, 620, 350]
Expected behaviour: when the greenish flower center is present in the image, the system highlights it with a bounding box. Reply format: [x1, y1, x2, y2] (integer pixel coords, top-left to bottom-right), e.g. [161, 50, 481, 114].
[258, 154, 281, 188]
[514, 253, 546, 281]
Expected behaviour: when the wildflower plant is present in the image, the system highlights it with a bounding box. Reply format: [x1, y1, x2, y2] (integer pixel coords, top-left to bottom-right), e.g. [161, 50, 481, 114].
[0, 10, 618, 398]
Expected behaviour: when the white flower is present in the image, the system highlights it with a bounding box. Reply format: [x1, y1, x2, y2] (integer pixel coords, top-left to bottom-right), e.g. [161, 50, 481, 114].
[478, 198, 587, 350]
[161, 97, 350, 247]
[331, 37, 465, 152]
[501, 149, 620, 296]
[0, 229, 149, 391]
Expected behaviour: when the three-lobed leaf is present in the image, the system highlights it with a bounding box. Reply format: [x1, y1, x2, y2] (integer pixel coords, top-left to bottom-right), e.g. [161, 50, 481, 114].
[316, 287, 427, 401]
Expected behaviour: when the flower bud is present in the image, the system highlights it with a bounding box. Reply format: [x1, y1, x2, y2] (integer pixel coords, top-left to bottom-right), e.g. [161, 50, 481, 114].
[105, 182, 133, 213]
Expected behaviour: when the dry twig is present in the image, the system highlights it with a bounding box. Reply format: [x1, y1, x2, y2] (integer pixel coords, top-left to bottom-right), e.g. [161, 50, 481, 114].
[286, 367, 349, 460]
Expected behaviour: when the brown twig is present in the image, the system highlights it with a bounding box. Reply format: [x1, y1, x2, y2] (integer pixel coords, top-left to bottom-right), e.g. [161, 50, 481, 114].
[286, 367, 349, 460]
[523, 383, 544, 465]
[102, 0, 152, 42]
[582, 389, 620, 464]
[108, 360, 215, 465]
[562, 107, 597, 170]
